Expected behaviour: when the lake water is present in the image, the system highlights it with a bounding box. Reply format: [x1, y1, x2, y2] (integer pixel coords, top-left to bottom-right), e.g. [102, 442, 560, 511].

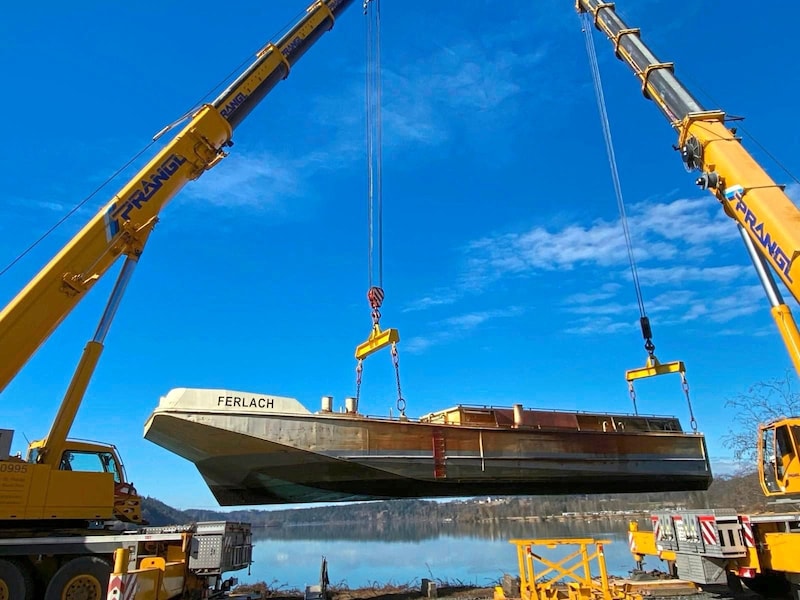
[243, 517, 649, 591]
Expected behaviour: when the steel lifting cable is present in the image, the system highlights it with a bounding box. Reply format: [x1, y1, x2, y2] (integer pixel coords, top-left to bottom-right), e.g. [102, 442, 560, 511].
[365, 0, 383, 292]
[581, 15, 651, 352]
[0, 143, 158, 279]
[581, 15, 697, 430]
[0, 11, 305, 282]
[356, 0, 405, 417]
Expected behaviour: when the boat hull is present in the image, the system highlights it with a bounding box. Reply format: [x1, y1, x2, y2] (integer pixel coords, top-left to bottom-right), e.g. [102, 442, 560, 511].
[143, 389, 712, 506]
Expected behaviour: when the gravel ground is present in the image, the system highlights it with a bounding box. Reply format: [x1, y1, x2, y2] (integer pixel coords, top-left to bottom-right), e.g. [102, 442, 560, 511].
[233, 575, 776, 600]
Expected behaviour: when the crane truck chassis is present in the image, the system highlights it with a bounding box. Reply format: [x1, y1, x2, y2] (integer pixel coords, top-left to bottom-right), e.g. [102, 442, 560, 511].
[0, 520, 252, 600]
[628, 509, 800, 598]
[0, 0, 357, 598]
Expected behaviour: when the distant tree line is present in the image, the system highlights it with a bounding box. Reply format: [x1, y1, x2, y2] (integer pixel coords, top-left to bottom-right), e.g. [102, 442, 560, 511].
[140, 374, 794, 529]
[141, 471, 766, 529]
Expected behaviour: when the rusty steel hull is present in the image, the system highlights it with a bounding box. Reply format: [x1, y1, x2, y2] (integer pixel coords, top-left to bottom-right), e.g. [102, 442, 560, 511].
[143, 388, 712, 506]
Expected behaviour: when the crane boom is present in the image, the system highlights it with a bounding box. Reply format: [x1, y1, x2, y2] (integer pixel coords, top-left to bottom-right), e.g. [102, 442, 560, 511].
[577, 0, 800, 375]
[0, 0, 355, 393]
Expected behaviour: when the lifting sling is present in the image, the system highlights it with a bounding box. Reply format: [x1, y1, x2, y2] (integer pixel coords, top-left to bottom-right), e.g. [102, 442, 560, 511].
[354, 0, 406, 417]
[581, 13, 697, 431]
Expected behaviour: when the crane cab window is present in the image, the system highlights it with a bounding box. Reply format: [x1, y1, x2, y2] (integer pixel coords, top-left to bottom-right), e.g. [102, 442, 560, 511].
[58, 450, 122, 483]
[775, 424, 797, 480]
[761, 427, 780, 493]
[26, 447, 41, 463]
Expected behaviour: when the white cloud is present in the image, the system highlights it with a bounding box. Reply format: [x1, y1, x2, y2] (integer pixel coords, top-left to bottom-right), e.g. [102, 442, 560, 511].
[564, 283, 622, 305]
[404, 307, 523, 354]
[312, 39, 548, 157]
[458, 196, 733, 295]
[567, 302, 637, 316]
[648, 290, 701, 314]
[564, 317, 636, 336]
[182, 152, 305, 210]
[6, 196, 93, 219]
[636, 285, 764, 326]
[560, 283, 765, 335]
[402, 292, 460, 313]
[635, 265, 749, 286]
[185, 39, 548, 211]
[413, 46, 546, 113]
[702, 285, 765, 323]
[405, 193, 775, 336]
[34, 200, 68, 212]
[629, 197, 737, 245]
[403, 336, 436, 354]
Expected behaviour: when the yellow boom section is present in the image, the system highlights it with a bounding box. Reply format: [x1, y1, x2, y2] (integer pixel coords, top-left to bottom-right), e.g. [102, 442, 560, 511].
[576, 2, 800, 295]
[0, 107, 232, 392]
[682, 114, 799, 295]
[0, 0, 355, 393]
[577, 0, 800, 374]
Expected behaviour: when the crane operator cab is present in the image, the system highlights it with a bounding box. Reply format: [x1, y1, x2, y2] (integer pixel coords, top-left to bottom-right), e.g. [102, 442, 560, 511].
[759, 418, 800, 498]
[21, 438, 143, 525]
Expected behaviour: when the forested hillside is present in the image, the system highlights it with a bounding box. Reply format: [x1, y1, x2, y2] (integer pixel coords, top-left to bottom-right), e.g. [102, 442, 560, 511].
[141, 470, 766, 527]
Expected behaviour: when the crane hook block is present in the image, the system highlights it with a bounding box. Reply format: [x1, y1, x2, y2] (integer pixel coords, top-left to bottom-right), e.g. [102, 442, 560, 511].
[625, 355, 685, 382]
[355, 324, 400, 360]
[367, 286, 385, 309]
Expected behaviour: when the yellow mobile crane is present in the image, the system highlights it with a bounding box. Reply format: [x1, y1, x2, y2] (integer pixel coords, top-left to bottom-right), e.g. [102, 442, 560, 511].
[575, 0, 800, 593]
[0, 0, 357, 598]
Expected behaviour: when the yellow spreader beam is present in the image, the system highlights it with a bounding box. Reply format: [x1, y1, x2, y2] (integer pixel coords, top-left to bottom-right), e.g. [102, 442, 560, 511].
[625, 355, 685, 382]
[355, 324, 400, 360]
[625, 354, 697, 431]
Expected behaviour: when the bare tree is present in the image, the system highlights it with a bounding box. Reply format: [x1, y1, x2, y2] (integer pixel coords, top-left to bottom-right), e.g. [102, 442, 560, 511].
[721, 370, 800, 467]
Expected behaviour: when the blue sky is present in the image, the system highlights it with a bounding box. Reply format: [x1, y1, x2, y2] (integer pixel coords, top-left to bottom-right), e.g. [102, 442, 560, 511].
[2, 1, 800, 510]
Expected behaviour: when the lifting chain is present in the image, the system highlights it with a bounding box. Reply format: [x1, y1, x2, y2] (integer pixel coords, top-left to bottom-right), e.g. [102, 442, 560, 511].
[627, 381, 638, 416]
[681, 372, 698, 432]
[355, 359, 364, 406]
[391, 341, 405, 417]
[354, 286, 407, 417]
[628, 369, 698, 431]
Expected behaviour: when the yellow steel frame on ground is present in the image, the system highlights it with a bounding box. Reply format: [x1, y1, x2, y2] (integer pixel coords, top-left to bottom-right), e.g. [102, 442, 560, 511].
[501, 538, 641, 600]
[106, 547, 192, 600]
[354, 324, 399, 360]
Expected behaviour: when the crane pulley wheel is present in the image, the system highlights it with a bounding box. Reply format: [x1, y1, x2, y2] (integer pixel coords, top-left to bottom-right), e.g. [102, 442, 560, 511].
[368, 286, 384, 309]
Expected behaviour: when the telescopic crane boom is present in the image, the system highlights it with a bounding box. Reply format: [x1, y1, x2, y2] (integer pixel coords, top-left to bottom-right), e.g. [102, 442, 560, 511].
[0, 0, 355, 394]
[576, 0, 800, 499]
[577, 0, 800, 379]
[0, 0, 356, 526]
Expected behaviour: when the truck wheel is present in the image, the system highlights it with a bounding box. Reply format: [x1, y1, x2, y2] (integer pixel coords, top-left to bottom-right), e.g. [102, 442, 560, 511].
[44, 556, 111, 600]
[0, 558, 35, 600]
[725, 571, 743, 594]
[742, 572, 790, 597]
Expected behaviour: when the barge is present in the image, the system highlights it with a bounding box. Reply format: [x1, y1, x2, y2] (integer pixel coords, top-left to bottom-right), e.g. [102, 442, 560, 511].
[143, 388, 712, 505]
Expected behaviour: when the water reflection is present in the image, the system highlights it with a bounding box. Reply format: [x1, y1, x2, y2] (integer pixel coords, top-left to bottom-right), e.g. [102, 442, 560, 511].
[246, 517, 649, 591]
